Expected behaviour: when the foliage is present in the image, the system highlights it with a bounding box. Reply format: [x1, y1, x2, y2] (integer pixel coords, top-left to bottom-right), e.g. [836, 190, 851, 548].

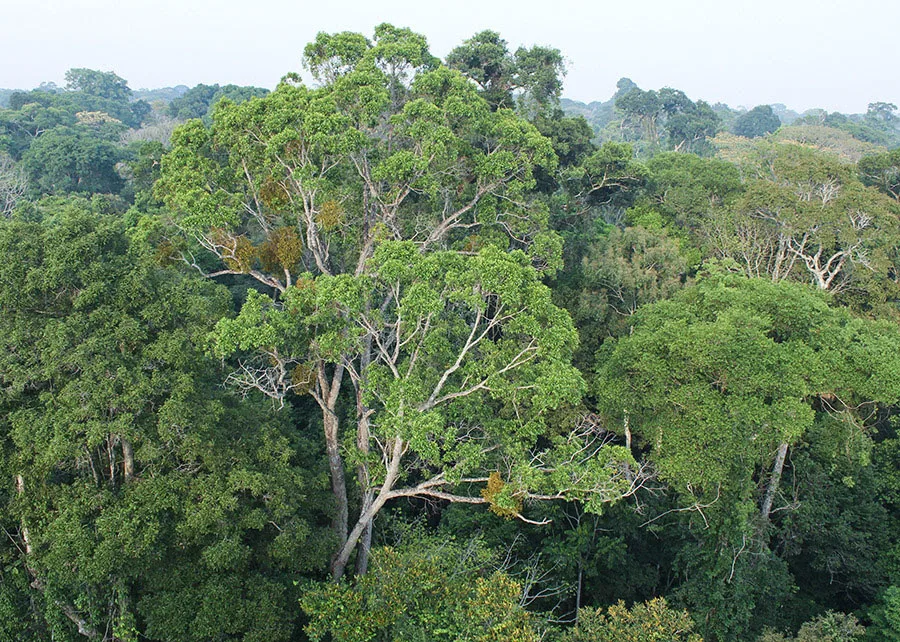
[572, 224, 688, 359]
[0, 199, 327, 640]
[859, 149, 900, 201]
[773, 126, 885, 163]
[2, 23, 900, 642]
[447, 30, 566, 114]
[301, 536, 543, 642]
[560, 598, 702, 642]
[865, 586, 900, 642]
[64, 68, 132, 101]
[733, 105, 781, 138]
[167, 83, 270, 121]
[20, 125, 124, 195]
[703, 142, 900, 294]
[758, 611, 865, 642]
[596, 274, 900, 500]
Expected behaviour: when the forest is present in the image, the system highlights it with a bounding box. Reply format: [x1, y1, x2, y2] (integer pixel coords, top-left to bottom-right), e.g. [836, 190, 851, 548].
[1, 24, 900, 642]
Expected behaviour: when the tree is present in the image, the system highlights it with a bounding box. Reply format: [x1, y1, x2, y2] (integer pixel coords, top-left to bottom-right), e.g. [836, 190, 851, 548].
[575, 225, 688, 351]
[0, 199, 326, 640]
[703, 143, 899, 292]
[447, 31, 516, 110]
[644, 151, 743, 234]
[759, 611, 865, 642]
[157, 26, 643, 579]
[512, 44, 566, 113]
[666, 99, 721, 155]
[447, 30, 566, 114]
[597, 274, 900, 515]
[864, 102, 898, 131]
[167, 83, 220, 120]
[0, 101, 77, 158]
[303, 31, 372, 85]
[64, 68, 132, 102]
[865, 586, 900, 642]
[0, 152, 27, 215]
[733, 105, 781, 138]
[560, 598, 702, 642]
[20, 126, 124, 196]
[772, 423, 896, 610]
[615, 88, 662, 146]
[213, 242, 644, 579]
[167, 83, 270, 122]
[571, 142, 649, 206]
[302, 535, 543, 642]
[594, 275, 900, 638]
[859, 149, 900, 202]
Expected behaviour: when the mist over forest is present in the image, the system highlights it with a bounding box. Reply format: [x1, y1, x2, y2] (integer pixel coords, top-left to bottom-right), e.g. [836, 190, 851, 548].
[1, 25, 899, 642]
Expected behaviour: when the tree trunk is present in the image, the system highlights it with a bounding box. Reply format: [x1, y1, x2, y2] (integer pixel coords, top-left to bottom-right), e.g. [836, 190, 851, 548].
[318, 363, 349, 549]
[107, 435, 116, 486]
[121, 438, 134, 482]
[15, 475, 31, 555]
[353, 328, 375, 576]
[354, 421, 374, 577]
[331, 437, 404, 580]
[623, 411, 632, 451]
[331, 488, 390, 580]
[323, 411, 349, 545]
[85, 447, 101, 486]
[575, 559, 583, 618]
[355, 521, 373, 576]
[761, 442, 789, 522]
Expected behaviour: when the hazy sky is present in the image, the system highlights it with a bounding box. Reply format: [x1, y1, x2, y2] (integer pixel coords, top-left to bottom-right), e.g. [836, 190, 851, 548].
[3, 0, 897, 114]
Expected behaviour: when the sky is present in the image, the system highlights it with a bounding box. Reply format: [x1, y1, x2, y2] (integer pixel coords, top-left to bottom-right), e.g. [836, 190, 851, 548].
[2, 0, 897, 114]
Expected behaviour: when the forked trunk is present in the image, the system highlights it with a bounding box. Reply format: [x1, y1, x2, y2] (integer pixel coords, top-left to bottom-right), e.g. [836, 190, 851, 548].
[331, 437, 404, 580]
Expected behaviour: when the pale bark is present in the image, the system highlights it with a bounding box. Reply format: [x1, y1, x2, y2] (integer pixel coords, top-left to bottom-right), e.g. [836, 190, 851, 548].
[761, 442, 789, 522]
[331, 437, 404, 579]
[121, 438, 134, 482]
[353, 358, 374, 576]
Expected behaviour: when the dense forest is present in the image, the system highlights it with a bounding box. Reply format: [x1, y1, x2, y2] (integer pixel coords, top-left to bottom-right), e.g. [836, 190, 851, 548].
[1, 25, 900, 642]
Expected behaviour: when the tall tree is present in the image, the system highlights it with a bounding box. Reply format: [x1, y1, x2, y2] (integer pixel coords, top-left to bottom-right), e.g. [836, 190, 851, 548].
[703, 143, 899, 292]
[859, 149, 900, 202]
[157, 26, 640, 579]
[594, 274, 900, 638]
[447, 30, 566, 114]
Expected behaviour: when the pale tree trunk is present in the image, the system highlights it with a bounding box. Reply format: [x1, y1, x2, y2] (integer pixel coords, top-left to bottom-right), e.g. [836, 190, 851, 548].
[14, 475, 30, 555]
[353, 336, 374, 577]
[121, 438, 134, 482]
[575, 559, 584, 618]
[354, 516, 373, 577]
[331, 437, 404, 580]
[354, 405, 374, 576]
[623, 411, 632, 451]
[85, 447, 101, 486]
[761, 442, 789, 522]
[107, 435, 116, 486]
